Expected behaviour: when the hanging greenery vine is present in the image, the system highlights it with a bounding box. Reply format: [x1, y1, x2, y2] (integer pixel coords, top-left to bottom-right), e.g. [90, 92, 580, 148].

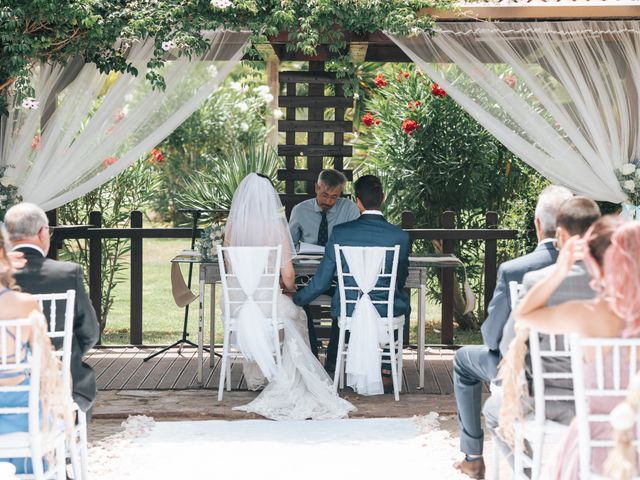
[0, 0, 454, 114]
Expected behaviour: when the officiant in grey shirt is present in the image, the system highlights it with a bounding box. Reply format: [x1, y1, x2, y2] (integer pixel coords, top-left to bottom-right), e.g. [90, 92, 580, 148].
[288, 169, 360, 359]
[289, 169, 360, 247]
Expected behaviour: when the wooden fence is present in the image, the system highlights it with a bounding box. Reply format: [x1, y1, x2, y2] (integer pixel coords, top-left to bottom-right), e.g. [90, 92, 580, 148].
[49, 210, 518, 345]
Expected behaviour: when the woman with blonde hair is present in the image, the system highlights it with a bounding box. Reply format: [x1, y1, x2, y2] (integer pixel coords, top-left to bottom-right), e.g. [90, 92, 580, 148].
[0, 227, 67, 473]
[504, 217, 640, 478]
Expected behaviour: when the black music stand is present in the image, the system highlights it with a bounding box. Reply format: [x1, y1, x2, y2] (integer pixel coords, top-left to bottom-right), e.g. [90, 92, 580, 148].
[144, 209, 226, 362]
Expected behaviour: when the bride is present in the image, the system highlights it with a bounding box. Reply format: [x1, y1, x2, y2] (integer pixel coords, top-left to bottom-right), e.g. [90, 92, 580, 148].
[223, 173, 355, 420]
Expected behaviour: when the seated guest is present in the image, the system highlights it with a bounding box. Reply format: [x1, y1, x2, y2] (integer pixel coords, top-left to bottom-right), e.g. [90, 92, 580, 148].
[509, 217, 640, 479]
[293, 175, 410, 392]
[4, 203, 100, 415]
[483, 196, 605, 466]
[452, 185, 572, 479]
[289, 169, 360, 359]
[0, 227, 65, 474]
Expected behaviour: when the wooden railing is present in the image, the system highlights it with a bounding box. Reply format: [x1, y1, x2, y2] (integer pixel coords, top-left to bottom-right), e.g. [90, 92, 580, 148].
[49, 210, 518, 346]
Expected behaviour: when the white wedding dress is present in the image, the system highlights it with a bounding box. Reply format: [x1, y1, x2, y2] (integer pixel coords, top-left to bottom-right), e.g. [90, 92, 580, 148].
[224, 173, 355, 421]
[234, 291, 355, 420]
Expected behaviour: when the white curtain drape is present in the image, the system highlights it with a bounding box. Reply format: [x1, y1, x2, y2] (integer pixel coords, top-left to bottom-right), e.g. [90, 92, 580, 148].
[342, 246, 387, 396]
[388, 21, 640, 203]
[0, 30, 249, 210]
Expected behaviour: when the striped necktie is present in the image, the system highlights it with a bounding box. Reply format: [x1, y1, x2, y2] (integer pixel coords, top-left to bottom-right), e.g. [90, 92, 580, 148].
[317, 211, 328, 246]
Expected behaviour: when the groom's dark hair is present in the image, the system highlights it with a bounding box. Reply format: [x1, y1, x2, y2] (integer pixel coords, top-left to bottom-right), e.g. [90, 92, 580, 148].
[354, 175, 384, 210]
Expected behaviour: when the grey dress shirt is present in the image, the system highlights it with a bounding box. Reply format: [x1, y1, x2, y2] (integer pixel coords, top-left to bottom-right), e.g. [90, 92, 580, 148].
[289, 197, 360, 245]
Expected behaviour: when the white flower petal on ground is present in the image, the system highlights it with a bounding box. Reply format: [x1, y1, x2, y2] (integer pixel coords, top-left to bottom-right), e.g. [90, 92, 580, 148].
[621, 163, 636, 175]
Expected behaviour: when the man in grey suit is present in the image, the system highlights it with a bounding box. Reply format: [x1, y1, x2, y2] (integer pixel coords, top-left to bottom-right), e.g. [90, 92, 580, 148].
[482, 196, 601, 466]
[453, 185, 573, 479]
[5, 203, 100, 414]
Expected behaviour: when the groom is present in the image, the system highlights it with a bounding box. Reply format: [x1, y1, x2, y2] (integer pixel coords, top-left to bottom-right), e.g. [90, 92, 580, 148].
[293, 175, 410, 390]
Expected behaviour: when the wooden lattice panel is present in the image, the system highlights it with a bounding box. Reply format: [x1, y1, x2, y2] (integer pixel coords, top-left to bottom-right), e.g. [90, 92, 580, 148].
[277, 61, 353, 217]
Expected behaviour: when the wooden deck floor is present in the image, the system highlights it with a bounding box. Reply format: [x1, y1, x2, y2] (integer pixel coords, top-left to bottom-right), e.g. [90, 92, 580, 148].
[86, 346, 476, 395]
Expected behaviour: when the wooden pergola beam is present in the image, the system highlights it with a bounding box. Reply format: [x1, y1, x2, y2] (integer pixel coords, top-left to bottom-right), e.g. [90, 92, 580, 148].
[425, 1, 640, 21]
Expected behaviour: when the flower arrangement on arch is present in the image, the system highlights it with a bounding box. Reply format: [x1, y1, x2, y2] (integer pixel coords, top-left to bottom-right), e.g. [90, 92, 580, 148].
[199, 223, 225, 261]
[616, 162, 640, 218]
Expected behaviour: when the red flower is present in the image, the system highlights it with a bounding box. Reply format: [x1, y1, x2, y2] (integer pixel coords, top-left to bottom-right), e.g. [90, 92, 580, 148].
[402, 118, 419, 135]
[375, 119, 380, 125]
[404, 71, 410, 78]
[415, 100, 422, 107]
[31, 135, 41, 150]
[149, 148, 164, 164]
[503, 74, 516, 89]
[431, 83, 446, 98]
[374, 73, 387, 88]
[408, 101, 414, 109]
[362, 112, 375, 127]
[102, 156, 118, 169]
[396, 74, 402, 82]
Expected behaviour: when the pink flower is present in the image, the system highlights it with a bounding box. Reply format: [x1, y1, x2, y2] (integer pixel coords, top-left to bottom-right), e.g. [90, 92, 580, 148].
[102, 156, 118, 169]
[503, 74, 516, 89]
[31, 135, 41, 150]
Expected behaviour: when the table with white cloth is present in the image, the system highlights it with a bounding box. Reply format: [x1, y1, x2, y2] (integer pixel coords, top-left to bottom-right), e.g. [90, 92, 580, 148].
[171, 253, 464, 388]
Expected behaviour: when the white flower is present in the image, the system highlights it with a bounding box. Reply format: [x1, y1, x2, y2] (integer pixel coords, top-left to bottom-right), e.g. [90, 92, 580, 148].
[207, 64, 218, 77]
[623, 180, 636, 192]
[353, 93, 360, 100]
[161, 40, 176, 51]
[210, 0, 232, 8]
[635, 168, 640, 179]
[609, 402, 636, 431]
[621, 163, 636, 175]
[230, 81, 242, 91]
[254, 85, 270, 96]
[21, 97, 39, 110]
[237, 102, 249, 113]
[240, 122, 249, 132]
[273, 108, 283, 119]
[261, 92, 274, 104]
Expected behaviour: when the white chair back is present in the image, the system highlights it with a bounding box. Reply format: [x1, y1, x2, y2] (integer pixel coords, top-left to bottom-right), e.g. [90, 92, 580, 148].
[571, 336, 640, 479]
[334, 244, 402, 399]
[33, 290, 75, 392]
[0, 318, 41, 430]
[216, 245, 283, 400]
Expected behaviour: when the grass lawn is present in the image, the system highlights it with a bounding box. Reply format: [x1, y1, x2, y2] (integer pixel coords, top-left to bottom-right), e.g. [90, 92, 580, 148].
[101, 238, 482, 346]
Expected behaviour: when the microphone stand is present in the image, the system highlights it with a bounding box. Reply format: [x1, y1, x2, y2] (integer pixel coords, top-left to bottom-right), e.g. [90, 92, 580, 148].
[144, 209, 227, 361]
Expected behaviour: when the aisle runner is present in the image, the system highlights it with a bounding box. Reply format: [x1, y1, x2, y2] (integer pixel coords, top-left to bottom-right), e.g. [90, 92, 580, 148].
[89, 414, 469, 480]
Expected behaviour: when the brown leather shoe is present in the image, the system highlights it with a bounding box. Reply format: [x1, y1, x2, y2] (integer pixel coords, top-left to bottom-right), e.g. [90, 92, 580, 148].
[453, 457, 485, 479]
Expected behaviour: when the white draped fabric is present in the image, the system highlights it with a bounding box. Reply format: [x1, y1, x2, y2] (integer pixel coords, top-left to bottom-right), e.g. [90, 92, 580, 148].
[226, 247, 279, 381]
[388, 21, 640, 203]
[0, 30, 249, 210]
[342, 246, 388, 396]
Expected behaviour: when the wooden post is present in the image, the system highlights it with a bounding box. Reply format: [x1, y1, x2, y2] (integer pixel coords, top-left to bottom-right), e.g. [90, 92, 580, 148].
[484, 212, 499, 318]
[88, 211, 103, 344]
[46, 209, 58, 260]
[130, 211, 143, 345]
[441, 211, 456, 345]
[401, 210, 415, 345]
[266, 60, 280, 150]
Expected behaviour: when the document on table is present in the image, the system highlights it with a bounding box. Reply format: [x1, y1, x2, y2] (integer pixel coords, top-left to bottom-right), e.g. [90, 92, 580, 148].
[297, 242, 325, 255]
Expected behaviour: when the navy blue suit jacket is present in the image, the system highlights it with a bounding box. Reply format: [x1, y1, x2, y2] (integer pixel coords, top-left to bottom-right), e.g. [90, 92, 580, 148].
[480, 241, 558, 353]
[293, 213, 411, 319]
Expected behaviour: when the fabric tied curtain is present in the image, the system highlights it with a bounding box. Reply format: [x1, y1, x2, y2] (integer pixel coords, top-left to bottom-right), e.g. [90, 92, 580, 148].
[0, 30, 249, 210]
[388, 21, 640, 203]
[227, 247, 278, 381]
[342, 247, 388, 396]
